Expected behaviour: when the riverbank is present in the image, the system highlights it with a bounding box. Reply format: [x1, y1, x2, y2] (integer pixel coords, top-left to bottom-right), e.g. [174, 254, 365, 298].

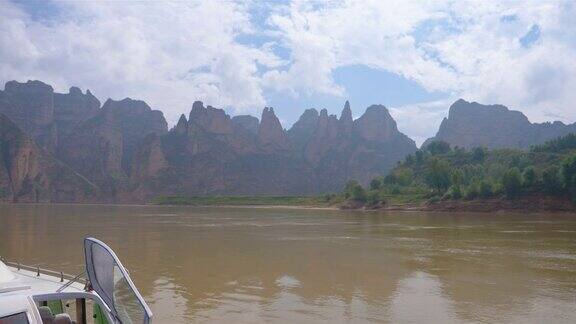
[152, 194, 576, 213]
[422, 194, 576, 213]
[152, 195, 340, 208]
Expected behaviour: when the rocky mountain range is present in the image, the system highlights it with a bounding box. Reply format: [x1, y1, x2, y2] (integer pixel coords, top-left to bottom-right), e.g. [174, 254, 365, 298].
[424, 99, 576, 149]
[0, 80, 417, 202]
[1, 81, 575, 203]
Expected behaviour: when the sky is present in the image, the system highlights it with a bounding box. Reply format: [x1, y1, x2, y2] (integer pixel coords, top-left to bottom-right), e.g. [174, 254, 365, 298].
[1, 0, 575, 145]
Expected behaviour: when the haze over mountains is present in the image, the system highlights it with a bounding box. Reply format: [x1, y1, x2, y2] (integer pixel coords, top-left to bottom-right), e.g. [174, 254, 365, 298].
[1, 80, 575, 203]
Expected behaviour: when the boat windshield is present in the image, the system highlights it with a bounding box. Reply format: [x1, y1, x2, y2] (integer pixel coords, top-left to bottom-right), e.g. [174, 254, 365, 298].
[84, 238, 151, 324]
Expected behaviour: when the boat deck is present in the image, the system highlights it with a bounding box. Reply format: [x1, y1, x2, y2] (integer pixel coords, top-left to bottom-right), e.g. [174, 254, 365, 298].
[0, 264, 84, 317]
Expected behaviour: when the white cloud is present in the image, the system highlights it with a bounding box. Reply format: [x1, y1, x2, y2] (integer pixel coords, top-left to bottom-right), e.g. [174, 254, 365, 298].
[265, 0, 576, 137]
[0, 0, 575, 138]
[263, 0, 452, 96]
[0, 0, 278, 125]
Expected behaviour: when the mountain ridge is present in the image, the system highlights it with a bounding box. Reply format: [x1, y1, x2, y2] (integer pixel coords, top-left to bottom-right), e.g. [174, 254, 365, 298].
[0, 80, 417, 202]
[423, 99, 576, 149]
[1, 80, 574, 203]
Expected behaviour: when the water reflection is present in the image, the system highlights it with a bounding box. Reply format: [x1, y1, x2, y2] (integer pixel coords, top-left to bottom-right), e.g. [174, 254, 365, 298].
[1, 205, 575, 323]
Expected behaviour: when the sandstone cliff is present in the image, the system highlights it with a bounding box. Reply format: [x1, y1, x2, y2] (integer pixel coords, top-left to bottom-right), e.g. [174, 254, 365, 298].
[0, 81, 57, 151]
[232, 115, 259, 135]
[424, 99, 576, 149]
[0, 81, 103, 152]
[258, 107, 290, 152]
[298, 103, 417, 191]
[54, 87, 101, 139]
[0, 114, 99, 202]
[57, 97, 168, 200]
[126, 100, 417, 201]
[127, 102, 315, 201]
[0, 79, 427, 202]
[287, 108, 319, 151]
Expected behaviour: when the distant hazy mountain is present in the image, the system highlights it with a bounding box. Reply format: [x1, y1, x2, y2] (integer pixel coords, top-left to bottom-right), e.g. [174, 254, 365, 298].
[424, 99, 576, 149]
[0, 80, 416, 202]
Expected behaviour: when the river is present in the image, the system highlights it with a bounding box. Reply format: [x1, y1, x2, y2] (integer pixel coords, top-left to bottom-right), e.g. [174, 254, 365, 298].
[1, 204, 575, 323]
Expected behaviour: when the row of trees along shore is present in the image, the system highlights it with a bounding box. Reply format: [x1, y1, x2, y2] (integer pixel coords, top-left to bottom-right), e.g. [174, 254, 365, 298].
[336, 133, 576, 207]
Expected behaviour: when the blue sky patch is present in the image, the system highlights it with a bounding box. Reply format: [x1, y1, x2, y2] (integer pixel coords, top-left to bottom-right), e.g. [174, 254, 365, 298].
[520, 24, 541, 48]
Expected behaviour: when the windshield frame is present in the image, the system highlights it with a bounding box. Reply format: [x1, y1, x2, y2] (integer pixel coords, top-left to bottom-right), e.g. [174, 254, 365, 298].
[84, 238, 153, 324]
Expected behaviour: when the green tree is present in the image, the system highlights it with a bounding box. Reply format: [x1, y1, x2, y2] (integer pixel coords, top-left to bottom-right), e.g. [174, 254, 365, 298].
[383, 168, 413, 187]
[415, 150, 424, 164]
[479, 180, 493, 198]
[562, 154, 576, 201]
[531, 133, 576, 153]
[394, 168, 413, 186]
[344, 180, 367, 201]
[502, 167, 522, 198]
[383, 173, 397, 185]
[569, 175, 576, 203]
[472, 147, 487, 162]
[427, 141, 451, 155]
[404, 154, 415, 165]
[446, 185, 462, 200]
[522, 166, 537, 188]
[464, 182, 480, 200]
[542, 166, 562, 195]
[425, 158, 451, 193]
[344, 180, 360, 199]
[450, 169, 465, 186]
[350, 184, 367, 202]
[366, 190, 383, 206]
[561, 154, 576, 189]
[369, 178, 382, 190]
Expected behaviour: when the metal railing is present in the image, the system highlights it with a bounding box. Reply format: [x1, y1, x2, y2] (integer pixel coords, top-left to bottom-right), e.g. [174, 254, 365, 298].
[0, 256, 87, 286]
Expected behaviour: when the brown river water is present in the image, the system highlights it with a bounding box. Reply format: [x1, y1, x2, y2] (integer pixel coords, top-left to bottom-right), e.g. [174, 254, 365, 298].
[1, 204, 575, 323]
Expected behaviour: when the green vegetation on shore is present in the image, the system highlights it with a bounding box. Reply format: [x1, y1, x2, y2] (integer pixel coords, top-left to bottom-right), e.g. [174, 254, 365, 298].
[339, 133, 576, 208]
[152, 195, 342, 207]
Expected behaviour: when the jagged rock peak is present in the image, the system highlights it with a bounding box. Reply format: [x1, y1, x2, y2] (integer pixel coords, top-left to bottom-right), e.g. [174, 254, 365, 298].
[289, 109, 319, 131]
[303, 108, 319, 118]
[174, 114, 188, 133]
[177, 113, 187, 125]
[287, 108, 320, 149]
[260, 107, 281, 128]
[190, 100, 205, 115]
[339, 100, 353, 137]
[187, 101, 233, 135]
[232, 115, 259, 135]
[62, 87, 99, 107]
[258, 106, 288, 149]
[353, 104, 399, 141]
[189, 101, 205, 123]
[100, 98, 167, 138]
[69, 86, 82, 96]
[262, 106, 274, 115]
[260, 107, 282, 126]
[4, 80, 54, 93]
[340, 100, 353, 122]
[316, 109, 338, 130]
[102, 98, 154, 114]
